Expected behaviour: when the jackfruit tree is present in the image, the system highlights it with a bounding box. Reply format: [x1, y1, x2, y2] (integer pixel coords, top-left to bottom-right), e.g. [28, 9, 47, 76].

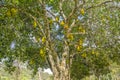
[0, 0, 120, 80]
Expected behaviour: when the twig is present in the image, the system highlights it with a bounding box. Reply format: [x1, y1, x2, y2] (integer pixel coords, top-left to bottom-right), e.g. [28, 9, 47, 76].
[59, 0, 66, 21]
[86, 1, 113, 10]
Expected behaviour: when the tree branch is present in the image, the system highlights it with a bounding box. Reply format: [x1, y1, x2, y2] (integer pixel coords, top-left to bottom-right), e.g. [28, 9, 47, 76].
[42, 1, 61, 75]
[59, 0, 67, 21]
[67, 0, 77, 21]
[46, 9, 56, 19]
[23, 11, 46, 37]
[86, 1, 113, 10]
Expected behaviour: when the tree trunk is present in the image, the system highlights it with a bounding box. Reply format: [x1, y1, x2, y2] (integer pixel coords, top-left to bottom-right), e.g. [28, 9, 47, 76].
[38, 69, 42, 80]
[52, 54, 70, 80]
[45, 27, 71, 80]
[48, 43, 71, 80]
[53, 67, 70, 80]
[14, 60, 21, 80]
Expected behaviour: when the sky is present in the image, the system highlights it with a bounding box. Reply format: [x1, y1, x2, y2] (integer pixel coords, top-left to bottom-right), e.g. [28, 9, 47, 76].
[44, 68, 53, 75]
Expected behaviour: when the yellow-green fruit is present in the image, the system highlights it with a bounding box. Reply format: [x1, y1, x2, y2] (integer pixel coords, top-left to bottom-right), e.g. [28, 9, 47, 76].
[79, 27, 85, 34]
[49, 20, 53, 24]
[81, 53, 86, 58]
[79, 39, 83, 45]
[67, 34, 74, 41]
[80, 8, 85, 15]
[82, 29, 85, 34]
[40, 49, 45, 57]
[77, 45, 82, 51]
[6, 10, 11, 17]
[50, 0, 54, 2]
[60, 21, 65, 26]
[33, 21, 37, 28]
[64, 24, 69, 29]
[11, 8, 18, 15]
[55, 17, 59, 22]
[37, 38, 40, 42]
[42, 37, 46, 43]
[40, 49, 43, 54]
[92, 50, 95, 55]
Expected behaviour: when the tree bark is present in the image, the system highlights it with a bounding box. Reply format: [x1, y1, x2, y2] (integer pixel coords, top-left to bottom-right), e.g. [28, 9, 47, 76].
[52, 52, 70, 80]
[42, 1, 71, 79]
[52, 42, 70, 80]
[38, 69, 42, 80]
[47, 51, 70, 80]
[53, 64, 70, 80]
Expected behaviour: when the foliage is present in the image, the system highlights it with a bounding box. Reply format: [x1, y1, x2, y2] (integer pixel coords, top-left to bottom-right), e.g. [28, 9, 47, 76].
[0, 63, 53, 80]
[0, 0, 120, 79]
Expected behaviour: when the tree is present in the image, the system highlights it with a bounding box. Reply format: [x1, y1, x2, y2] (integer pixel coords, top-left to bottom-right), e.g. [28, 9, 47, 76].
[0, 0, 120, 80]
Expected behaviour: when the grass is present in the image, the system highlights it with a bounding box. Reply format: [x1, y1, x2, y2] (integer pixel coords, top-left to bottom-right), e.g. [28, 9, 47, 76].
[0, 62, 120, 80]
